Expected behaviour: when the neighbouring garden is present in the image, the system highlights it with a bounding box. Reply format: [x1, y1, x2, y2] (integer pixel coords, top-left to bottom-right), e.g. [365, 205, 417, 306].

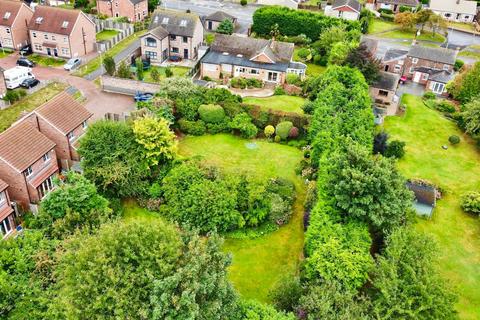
[243, 96, 306, 114]
[95, 29, 120, 42]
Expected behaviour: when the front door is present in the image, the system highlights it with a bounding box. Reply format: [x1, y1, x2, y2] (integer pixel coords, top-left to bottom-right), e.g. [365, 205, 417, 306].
[53, 48, 58, 57]
[208, 21, 213, 30]
[183, 49, 188, 59]
[268, 72, 278, 82]
[384, 65, 389, 72]
[413, 72, 422, 83]
[162, 48, 168, 62]
[46, 48, 52, 56]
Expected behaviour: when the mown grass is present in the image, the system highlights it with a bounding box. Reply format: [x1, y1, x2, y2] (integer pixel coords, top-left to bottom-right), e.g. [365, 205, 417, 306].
[0, 82, 67, 133]
[178, 134, 305, 302]
[29, 54, 65, 67]
[383, 95, 480, 320]
[96, 29, 120, 42]
[243, 95, 306, 114]
[142, 66, 190, 83]
[368, 18, 397, 34]
[293, 47, 326, 78]
[379, 29, 446, 42]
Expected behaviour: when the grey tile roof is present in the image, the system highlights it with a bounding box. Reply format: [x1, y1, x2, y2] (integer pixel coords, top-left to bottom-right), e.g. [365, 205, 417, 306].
[414, 67, 454, 83]
[210, 34, 294, 63]
[201, 51, 291, 72]
[288, 61, 307, 70]
[360, 37, 378, 54]
[372, 71, 400, 91]
[332, 0, 361, 12]
[408, 45, 457, 65]
[377, 0, 419, 5]
[146, 25, 169, 40]
[150, 9, 200, 37]
[128, 0, 146, 4]
[383, 48, 408, 62]
[205, 11, 236, 22]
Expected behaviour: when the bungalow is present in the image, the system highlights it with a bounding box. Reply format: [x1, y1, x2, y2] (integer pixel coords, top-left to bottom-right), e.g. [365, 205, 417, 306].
[28, 6, 96, 58]
[0, 179, 16, 239]
[374, 0, 419, 13]
[141, 9, 204, 63]
[0, 0, 34, 51]
[325, 0, 362, 21]
[0, 121, 59, 210]
[203, 11, 237, 32]
[370, 71, 401, 118]
[429, 0, 477, 23]
[96, 0, 148, 22]
[200, 34, 306, 84]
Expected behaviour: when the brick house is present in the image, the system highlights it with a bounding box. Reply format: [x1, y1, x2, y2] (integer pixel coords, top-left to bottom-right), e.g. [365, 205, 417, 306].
[203, 11, 237, 32]
[382, 48, 408, 74]
[200, 34, 307, 85]
[0, 0, 34, 51]
[0, 179, 16, 239]
[325, 0, 362, 21]
[96, 0, 148, 22]
[0, 121, 59, 210]
[374, 0, 419, 13]
[22, 92, 93, 170]
[370, 71, 400, 117]
[141, 9, 204, 63]
[28, 6, 96, 59]
[429, 0, 477, 23]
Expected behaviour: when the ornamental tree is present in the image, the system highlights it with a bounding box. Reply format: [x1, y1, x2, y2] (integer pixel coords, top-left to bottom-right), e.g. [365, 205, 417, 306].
[216, 19, 234, 35]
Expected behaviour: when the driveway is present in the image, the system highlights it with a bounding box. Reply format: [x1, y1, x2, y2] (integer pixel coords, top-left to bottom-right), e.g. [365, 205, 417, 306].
[0, 53, 135, 120]
[397, 81, 425, 98]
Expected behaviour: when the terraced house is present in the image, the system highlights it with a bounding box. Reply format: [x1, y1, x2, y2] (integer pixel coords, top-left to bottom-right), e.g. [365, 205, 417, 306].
[0, 0, 34, 51]
[28, 6, 96, 58]
[96, 0, 148, 22]
[200, 34, 306, 85]
[140, 9, 203, 63]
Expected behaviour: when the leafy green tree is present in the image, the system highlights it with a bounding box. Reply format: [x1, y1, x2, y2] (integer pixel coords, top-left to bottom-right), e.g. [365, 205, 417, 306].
[325, 142, 414, 235]
[415, 9, 434, 31]
[371, 228, 458, 320]
[328, 42, 354, 65]
[117, 61, 132, 79]
[103, 55, 116, 76]
[51, 219, 182, 319]
[150, 67, 161, 82]
[148, 0, 159, 12]
[158, 77, 204, 100]
[136, 57, 145, 81]
[462, 97, 480, 135]
[151, 233, 238, 319]
[269, 276, 302, 313]
[132, 116, 177, 169]
[229, 113, 258, 139]
[216, 19, 234, 35]
[78, 120, 150, 197]
[237, 300, 296, 320]
[32, 172, 113, 239]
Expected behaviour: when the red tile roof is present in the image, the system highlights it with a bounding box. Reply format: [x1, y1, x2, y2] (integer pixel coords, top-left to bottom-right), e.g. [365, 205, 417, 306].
[0, 0, 24, 27]
[35, 92, 93, 135]
[0, 178, 8, 192]
[0, 121, 56, 172]
[28, 6, 85, 36]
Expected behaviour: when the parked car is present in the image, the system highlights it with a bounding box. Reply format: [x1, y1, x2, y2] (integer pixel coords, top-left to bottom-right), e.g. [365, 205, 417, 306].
[19, 45, 32, 56]
[399, 75, 408, 84]
[134, 92, 154, 102]
[169, 56, 182, 62]
[64, 58, 81, 71]
[16, 57, 35, 68]
[20, 78, 40, 89]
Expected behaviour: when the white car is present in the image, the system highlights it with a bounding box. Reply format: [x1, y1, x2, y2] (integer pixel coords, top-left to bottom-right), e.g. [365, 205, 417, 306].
[63, 58, 81, 71]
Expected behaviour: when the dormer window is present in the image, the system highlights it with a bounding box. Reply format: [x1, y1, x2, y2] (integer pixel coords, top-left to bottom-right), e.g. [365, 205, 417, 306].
[162, 17, 169, 24]
[179, 19, 187, 27]
[35, 17, 43, 24]
[3, 12, 11, 20]
[24, 166, 33, 178]
[61, 21, 69, 29]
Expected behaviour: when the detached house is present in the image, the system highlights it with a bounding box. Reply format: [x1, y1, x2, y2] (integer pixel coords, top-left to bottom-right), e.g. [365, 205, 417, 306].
[429, 0, 477, 23]
[200, 34, 306, 84]
[325, 0, 362, 21]
[203, 11, 237, 32]
[23, 92, 93, 170]
[0, 121, 58, 210]
[0, 0, 34, 51]
[0, 179, 16, 239]
[96, 0, 148, 22]
[140, 9, 203, 63]
[28, 6, 96, 58]
[374, 0, 419, 13]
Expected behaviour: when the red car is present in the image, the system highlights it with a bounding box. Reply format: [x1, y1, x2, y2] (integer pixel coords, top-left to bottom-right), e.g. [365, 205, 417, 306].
[399, 76, 407, 84]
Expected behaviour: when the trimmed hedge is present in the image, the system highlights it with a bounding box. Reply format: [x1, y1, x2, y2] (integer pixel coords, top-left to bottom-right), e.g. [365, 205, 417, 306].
[198, 104, 225, 124]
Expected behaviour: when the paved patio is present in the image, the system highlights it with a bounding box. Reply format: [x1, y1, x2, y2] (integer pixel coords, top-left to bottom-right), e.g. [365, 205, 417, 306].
[397, 81, 425, 98]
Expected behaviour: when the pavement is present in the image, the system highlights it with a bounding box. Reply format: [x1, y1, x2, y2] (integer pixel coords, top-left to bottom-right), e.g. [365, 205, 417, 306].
[0, 53, 135, 120]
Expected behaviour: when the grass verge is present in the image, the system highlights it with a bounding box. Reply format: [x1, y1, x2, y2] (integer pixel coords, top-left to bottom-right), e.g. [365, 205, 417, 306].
[368, 19, 397, 34]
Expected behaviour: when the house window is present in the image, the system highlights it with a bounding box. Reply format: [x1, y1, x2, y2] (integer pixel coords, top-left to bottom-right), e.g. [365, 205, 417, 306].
[443, 64, 450, 71]
[179, 19, 187, 27]
[379, 90, 389, 97]
[412, 58, 418, 64]
[145, 51, 157, 59]
[67, 131, 75, 141]
[64, 37, 68, 43]
[0, 191, 5, 205]
[61, 48, 69, 55]
[250, 69, 259, 74]
[44, 34, 48, 40]
[422, 73, 429, 80]
[182, 36, 188, 43]
[170, 35, 176, 41]
[409, 67, 415, 74]
[82, 121, 88, 129]
[237, 67, 246, 73]
[51, 35, 56, 41]
[24, 166, 33, 178]
[394, 65, 401, 72]
[43, 152, 50, 162]
[171, 47, 179, 53]
[464, 15, 469, 20]
[0, 216, 12, 238]
[144, 37, 157, 47]
[32, 32, 37, 38]
[34, 44, 42, 51]
[432, 82, 445, 94]
[445, 13, 451, 18]
[6, 28, 10, 34]
[37, 174, 55, 199]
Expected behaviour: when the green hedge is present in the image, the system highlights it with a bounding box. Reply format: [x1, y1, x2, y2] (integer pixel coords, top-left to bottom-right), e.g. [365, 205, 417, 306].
[251, 6, 361, 42]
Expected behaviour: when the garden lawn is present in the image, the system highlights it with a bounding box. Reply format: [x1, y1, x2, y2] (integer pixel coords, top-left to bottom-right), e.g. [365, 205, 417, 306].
[178, 134, 305, 303]
[29, 54, 65, 67]
[0, 49, 13, 59]
[383, 94, 480, 320]
[448, 21, 476, 32]
[378, 29, 446, 42]
[96, 29, 120, 41]
[293, 47, 326, 78]
[243, 95, 306, 114]
[368, 18, 397, 34]
[0, 82, 67, 132]
[143, 66, 190, 82]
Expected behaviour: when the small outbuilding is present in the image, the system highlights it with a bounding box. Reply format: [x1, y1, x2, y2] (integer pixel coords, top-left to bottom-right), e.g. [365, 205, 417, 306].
[370, 71, 401, 118]
[203, 11, 237, 32]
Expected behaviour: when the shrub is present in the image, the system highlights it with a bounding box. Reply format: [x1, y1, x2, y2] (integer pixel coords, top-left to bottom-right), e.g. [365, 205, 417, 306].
[399, 5, 413, 12]
[435, 100, 456, 113]
[202, 76, 212, 81]
[454, 59, 465, 71]
[150, 67, 160, 82]
[240, 0, 247, 5]
[461, 192, 480, 215]
[270, 276, 302, 312]
[267, 178, 295, 225]
[286, 74, 301, 86]
[385, 140, 406, 159]
[230, 77, 248, 89]
[229, 113, 258, 138]
[296, 48, 311, 61]
[448, 135, 460, 145]
[264, 125, 275, 138]
[117, 61, 132, 79]
[198, 104, 225, 123]
[276, 121, 294, 140]
[3, 89, 26, 103]
[274, 86, 286, 95]
[288, 127, 299, 139]
[246, 78, 263, 88]
[103, 55, 115, 76]
[302, 101, 315, 115]
[423, 92, 436, 100]
[378, 8, 394, 14]
[178, 118, 206, 135]
[206, 119, 229, 134]
[274, 135, 281, 143]
[164, 67, 173, 78]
